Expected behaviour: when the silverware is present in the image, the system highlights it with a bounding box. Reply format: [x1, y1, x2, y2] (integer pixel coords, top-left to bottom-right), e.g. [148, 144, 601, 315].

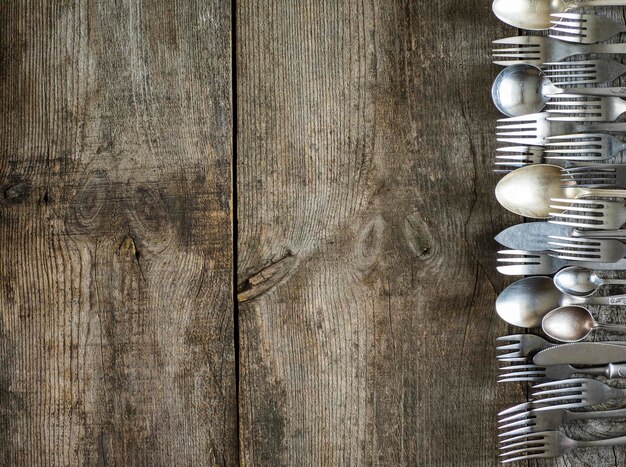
[497, 250, 626, 275]
[496, 334, 558, 361]
[497, 113, 626, 146]
[492, 0, 626, 31]
[550, 13, 626, 43]
[500, 429, 626, 463]
[549, 236, 626, 262]
[545, 134, 626, 162]
[543, 60, 626, 86]
[496, 164, 626, 219]
[561, 165, 626, 188]
[499, 401, 626, 438]
[495, 223, 570, 251]
[534, 342, 626, 365]
[548, 95, 626, 122]
[554, 266, 626, 296]
[498, 362, 623, 383]
[496, 276, 626, 328]
[549, 198, 626, 229]
[494, 146, 544, 173]
[493, 36, 626, 67]
[532, 378, 626, 410]
[492, 65, 626, 117]
[543, 305, 626, 342]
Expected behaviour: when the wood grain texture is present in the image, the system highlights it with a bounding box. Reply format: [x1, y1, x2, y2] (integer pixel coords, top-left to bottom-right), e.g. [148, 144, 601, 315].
[0, 1, 236, 465]
[237, 1, 521, 465]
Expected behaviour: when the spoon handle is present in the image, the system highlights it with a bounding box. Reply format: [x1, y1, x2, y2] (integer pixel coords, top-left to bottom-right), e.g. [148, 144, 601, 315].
[604, 279, 626, 286]
[580, 187, 626, 198]
[586, 294, 626, 305]
[557, 86, 626, 97]
[595, 322, 626, 332]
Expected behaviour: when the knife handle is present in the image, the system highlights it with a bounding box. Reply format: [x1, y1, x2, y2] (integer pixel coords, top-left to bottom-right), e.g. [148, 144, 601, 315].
[607, 363, 626, 379]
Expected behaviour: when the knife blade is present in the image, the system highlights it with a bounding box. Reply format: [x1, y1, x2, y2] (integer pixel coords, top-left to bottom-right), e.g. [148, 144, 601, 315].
[534, 342, 626, 366]
[495, 222, 570, 251]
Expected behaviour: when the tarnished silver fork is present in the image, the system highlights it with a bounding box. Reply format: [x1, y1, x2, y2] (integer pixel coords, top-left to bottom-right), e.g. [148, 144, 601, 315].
[497, 113, 626, 146]
[543, 60, 626, 86]
[549, 198, 626, 229]
[545, 134, 626, 162]
[494, 146, 545, 173]
[493, 36, 626, 67]
[500, 430, 626, 463]
[497, 249, 626, 275]
[496, 334, 557, 361]
[532, 378, 626, 410]
[550, 13, 626, 44]
[549, 236, 626, 262]
[499, 401, 626, 438]
[547, 96, 626, 122]
[499, 363, 626, 383]
[561, 165, 626, 188]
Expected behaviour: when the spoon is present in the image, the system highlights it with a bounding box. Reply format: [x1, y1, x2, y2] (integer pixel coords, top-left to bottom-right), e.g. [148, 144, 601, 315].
[495, 164, 626, 219]
[492, 64, 626, 117]
[554, 266, 626, 297]
[496, 276, 626, 328]
[492, 0, 626, 30]
[542, 305, 626, 342]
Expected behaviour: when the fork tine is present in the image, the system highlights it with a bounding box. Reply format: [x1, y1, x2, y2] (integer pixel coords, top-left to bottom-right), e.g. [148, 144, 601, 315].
[533, 394, 583, 405]
[496, 335, 524, 342]
[499, 376, 544, 383]
[499, 401, 533, 417]
[548, 204, 601, 213]
[500, 432, 546, 445]
[497, 257, 541, 264]
[550, 12, 582, 19]
[499, 418, 533, 430]
[493, 37, 535, 44]
[501, 453, 547, 464]
[496, 343, 522, 351]
[499, 426, 536, 438]
[549, 219, 604, 228]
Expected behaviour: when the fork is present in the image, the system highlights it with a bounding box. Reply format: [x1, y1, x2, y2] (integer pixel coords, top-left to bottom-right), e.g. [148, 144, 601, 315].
[496, 334, 558, 361]
[500, 430, 626, 463]
[543, 60, 626, 86]
[498, 363, 626, 383]
[532, 378, 626, 410]
[545, 134, 626, 162]
[497, 249, 626, 275]
[499, 401, 626, 438]
[549, 236, 626, 262]
[494, 146, 545, 173]
[547, 96, 626, 122]
[561, 165, 626, 188]
[550, 13, 626, 44]
[549, 198, 626, 229]
[493, 36, 626, 67]
[497, 112, 626, 146]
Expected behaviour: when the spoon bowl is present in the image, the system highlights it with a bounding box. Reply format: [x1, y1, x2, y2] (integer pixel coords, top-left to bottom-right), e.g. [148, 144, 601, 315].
[495, 164, 575, 218]
[554, 266, 604, 297]
[496, 276, 564, 328]
[542, 306, 595, 342]
[492, 64, 554, 116]
[492, 0, 568, 30]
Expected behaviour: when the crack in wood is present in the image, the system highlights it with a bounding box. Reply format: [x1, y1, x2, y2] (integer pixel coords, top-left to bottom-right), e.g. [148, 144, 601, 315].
[237, 254, 297, 303]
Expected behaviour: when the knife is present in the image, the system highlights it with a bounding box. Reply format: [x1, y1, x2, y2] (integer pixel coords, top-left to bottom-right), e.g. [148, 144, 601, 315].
[534, 342, 626, 366]
[495, 222, 626, 252]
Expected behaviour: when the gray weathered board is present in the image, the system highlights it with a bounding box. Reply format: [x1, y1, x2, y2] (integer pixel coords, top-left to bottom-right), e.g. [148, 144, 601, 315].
[0, 0, 623, 466]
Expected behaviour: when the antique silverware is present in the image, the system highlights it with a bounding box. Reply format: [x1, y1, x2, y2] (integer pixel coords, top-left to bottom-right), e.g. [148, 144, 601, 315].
[543, 60, 626, 86]
[534, 342, 626, 365]
[549, 236, 626, 262]
[492, 0, 626, 30]
[500, 429, 626, 463]
[497, 250, 626, 275]
[543, 305, 626, 341]
[499, 401, 626, 438]
[544, 134, 626, 162]
[496, 334, 558, 361]
[550, 13, 626, 43]
[548, 96, 626, 122]
[495, 164, 626, 218]
[554, 266, 626, 296]
[495, 223, 570, 251]
[492, 65, 626, 117]
[559, 165, 626, 188]
[549, 198, 626, 229]
[493, 35, 626, 67]
[532, 378, 626, 410]
[494, 146, 544, 173]
[498, 362, 626, 383]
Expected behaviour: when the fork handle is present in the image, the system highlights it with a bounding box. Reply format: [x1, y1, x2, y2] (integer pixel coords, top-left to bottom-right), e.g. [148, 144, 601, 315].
[567, 406, 626, 422]
[584, 44, 626, 55]
[576, 0, 626, 5]
[572, 230, 626, 239]
[556, 86, 626, 97]
[575, 435, 626, 449]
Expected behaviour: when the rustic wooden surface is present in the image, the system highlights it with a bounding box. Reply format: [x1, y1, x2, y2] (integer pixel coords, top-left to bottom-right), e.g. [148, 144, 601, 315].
[0, 1, 237, 465]
[237, 1, 524, 466]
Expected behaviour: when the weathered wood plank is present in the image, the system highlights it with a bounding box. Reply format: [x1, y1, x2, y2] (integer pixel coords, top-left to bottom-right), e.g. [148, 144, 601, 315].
[237, 1, 520, 465]
[0, 1, 236, 465]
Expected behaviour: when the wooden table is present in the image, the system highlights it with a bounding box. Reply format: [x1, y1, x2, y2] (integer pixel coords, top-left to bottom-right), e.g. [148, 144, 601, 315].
[0, 1, 620, 466]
